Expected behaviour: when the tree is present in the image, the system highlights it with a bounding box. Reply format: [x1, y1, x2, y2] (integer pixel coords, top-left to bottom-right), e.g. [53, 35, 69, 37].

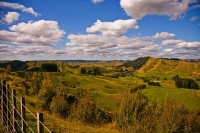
[81, 68, 86, 74]
[41, 63, 58, 72]
[173, 76, 198, 89]
[93, 67, 100, 75]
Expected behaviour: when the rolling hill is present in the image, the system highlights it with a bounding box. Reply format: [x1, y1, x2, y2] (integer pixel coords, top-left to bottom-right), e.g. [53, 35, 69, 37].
[136, 57, 200, 78]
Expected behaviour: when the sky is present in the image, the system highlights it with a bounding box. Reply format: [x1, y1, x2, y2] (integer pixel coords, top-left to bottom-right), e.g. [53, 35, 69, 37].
[0, 0, 200, 60]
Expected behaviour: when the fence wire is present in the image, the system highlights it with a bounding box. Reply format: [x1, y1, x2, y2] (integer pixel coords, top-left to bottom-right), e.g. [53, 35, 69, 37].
[1, 80, 52, 133]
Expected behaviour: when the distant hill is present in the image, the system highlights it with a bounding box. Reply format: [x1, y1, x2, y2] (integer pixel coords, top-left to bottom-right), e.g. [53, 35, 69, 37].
[1, 58, 200, 76]
[137, 57, 200, 76]
[0, 60, 28, 71]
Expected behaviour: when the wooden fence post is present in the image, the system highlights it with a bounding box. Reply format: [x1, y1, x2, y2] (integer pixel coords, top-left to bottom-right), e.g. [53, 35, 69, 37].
[12, 90, 17, 132]
[6, 84, 10, 132]
[21, 97, 26, 133]
[2, 80, 7, 126]
[37, 112, 44, 133]
[1, 80, 3, 125]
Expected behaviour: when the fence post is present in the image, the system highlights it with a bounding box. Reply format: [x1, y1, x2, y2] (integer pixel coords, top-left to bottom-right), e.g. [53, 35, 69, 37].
[1, 80, 3, 125]
[21, 97, 26, 133]
[6, 84, 10, 132]
[2, 80, 7, 126]
[37, 112, 44, 133]
[12, 90, 17, 132]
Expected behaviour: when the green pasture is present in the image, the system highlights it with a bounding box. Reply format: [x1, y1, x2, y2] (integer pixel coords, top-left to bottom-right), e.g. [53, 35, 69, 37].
[59, 72, 200, 111]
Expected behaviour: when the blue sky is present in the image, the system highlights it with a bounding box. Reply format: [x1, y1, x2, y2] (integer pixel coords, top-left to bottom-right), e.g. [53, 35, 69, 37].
[0, 0, 200, 60]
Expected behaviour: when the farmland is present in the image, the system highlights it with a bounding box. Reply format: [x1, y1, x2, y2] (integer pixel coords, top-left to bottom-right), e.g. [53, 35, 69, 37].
[0, 57, 200, 132]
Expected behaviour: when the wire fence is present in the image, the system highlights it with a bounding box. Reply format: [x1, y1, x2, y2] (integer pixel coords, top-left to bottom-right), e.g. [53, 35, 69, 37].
[0, 80, 52, 133]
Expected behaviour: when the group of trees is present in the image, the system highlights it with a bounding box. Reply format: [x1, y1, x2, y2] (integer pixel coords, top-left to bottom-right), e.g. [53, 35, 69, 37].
[123, 57, 150, 69]
[172, 75, 199, 89]
[81, 67, 101, 75]
[41, 63, 58, 72]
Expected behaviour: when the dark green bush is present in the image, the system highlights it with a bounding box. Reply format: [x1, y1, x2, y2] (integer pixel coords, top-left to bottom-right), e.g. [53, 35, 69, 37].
[148, 81, 161, 86]
[130, 84, 146, 93]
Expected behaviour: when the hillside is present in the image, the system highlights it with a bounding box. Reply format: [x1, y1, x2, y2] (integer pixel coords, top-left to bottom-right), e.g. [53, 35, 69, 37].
[137, 57, 200, 77]
[1, 58, 200, 132]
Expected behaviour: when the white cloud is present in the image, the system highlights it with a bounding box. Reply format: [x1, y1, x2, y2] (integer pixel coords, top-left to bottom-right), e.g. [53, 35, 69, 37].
[65, 33, 200, 59]
[164, 48, 173, 53]
[15, 45, 53, 55]
[1, 32, 200, 60]
[177, 41, 200, 49]
[190, 16, 200, 21]
[162, 40, 200, 51]
[152, 32, 176, 39]
[120, 0, 198, 20]
[0, 20, 65, 46]
[86, 19, 139, 36]
[2, 12, 20, 24]
[66, 34, 159, 59]
[92, 0, 104, 4]
[0, 2, 40, 16]
[0, 44, 15, 54]
[162, 39, 184, 45]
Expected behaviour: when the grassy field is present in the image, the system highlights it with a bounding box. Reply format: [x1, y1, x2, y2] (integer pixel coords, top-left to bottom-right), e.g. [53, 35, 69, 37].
[0, 58, 200, 132]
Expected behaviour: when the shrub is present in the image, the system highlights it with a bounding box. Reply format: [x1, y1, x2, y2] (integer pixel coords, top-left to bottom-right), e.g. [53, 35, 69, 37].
[50, 90, 70, 117]
[37, 78, 56, 110]
[29, 72, 43, 95]
[116, 92, 200, 132]
[116, 91, 148, 130]
[148, 81, 161, 86]
[71, 98, 112, 125]
[130, 84, 146, 93]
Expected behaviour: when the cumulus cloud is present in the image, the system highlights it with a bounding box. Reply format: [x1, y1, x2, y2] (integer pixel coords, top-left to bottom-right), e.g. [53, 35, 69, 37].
[190, 16, 200, 21]
[65, 33, 200, 59]
[92, 0, 104, 4]
[162, 39, 184, 45]
[66, 34, 160, 59]
[177, 41, 200, 49]
[164, 48, 173, 53]
[152, 32, 176, 39]
[1, 32, 200, 60]
[161, 39, 200, 58]
[15, 45, 53, 55]
[120, 0, 198, 20]
[0, 44, 15, 54]
[0, 20, 65, 46]
[162, 40, 200, 50]
[86, 19, 139, 36]
[2, 12, 20, 24]
[0, 1, 40, 16]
